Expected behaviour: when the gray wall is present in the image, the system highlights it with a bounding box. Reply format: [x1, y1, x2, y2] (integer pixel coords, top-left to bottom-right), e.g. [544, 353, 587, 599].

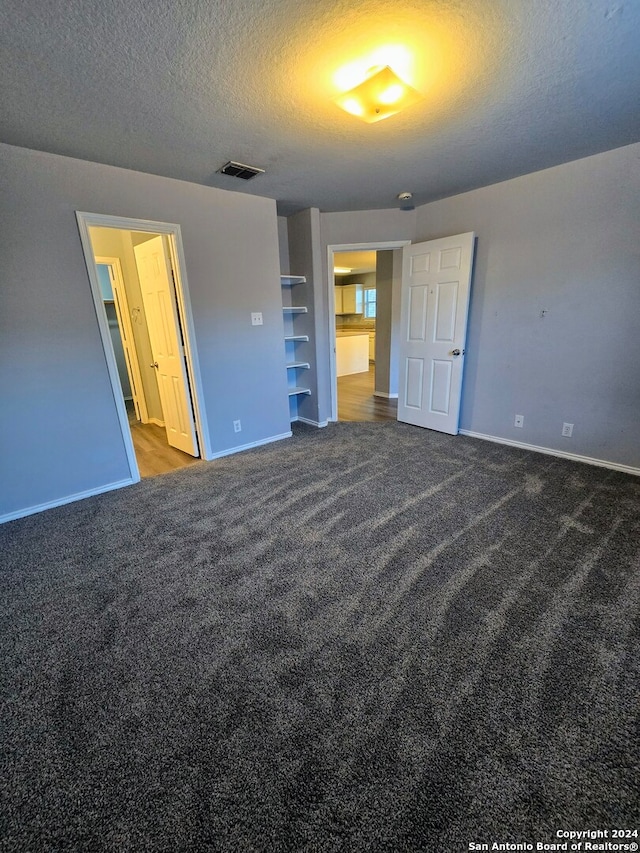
[2, 139, 638, 520]
[306, 142, 640, 469]
[373, 250, 402, 398]
[320, 208, 417, 249]
[0, 143, 290, 519]
[413, 142, 640, 468]
[277, 216, 290, 275]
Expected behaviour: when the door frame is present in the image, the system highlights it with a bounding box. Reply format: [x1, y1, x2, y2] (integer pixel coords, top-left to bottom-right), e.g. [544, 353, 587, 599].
[327, 240, 410, 422]
[77, 212, 211, 482]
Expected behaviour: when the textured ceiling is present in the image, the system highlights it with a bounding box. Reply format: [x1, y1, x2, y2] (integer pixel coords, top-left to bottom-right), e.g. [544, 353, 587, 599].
[1, 0, 639, 215]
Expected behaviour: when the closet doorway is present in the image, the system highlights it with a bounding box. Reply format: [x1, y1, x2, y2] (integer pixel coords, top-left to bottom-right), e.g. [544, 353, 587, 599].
[78, 213, 207, 480]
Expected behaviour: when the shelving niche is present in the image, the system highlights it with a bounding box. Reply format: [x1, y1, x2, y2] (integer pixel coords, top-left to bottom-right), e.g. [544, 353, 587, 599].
[281, 274, 311, 421]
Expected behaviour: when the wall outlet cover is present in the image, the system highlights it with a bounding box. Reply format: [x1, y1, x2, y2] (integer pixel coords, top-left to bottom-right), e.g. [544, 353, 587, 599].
[251, 312, 263, 326]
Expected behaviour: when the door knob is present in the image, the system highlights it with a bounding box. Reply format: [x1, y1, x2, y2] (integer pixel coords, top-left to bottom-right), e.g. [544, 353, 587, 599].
[452, 349, 461, 356]
[150, 362, 159, 368]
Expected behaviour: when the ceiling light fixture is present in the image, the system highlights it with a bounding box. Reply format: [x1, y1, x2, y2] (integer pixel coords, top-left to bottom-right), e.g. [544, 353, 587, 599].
[333, 266, 353, 274]
[333, 65, 423, 123]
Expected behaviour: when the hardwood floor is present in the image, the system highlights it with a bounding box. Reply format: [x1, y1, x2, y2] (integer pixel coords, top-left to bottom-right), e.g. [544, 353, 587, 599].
[126, 366, 393, 477]
[129, 422, 202, 478]
[337, 365, 397, 422]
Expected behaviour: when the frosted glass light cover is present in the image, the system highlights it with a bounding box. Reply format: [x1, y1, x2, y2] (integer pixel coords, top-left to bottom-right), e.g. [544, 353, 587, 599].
[333, 66, 423, 123]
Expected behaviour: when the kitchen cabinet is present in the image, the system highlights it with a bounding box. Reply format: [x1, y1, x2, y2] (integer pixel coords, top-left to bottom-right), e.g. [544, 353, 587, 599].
[368, 332, 375, 362]
[335, 283, 363, 315]
[336, 332, 369, 376]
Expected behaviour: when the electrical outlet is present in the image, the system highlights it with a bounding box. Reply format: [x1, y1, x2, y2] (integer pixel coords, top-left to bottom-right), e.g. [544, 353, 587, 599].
[562, 422, 573, 437]
[514, 414, 524, 428]
[251, 312, 263, 326]
[233, 420, 241, 433]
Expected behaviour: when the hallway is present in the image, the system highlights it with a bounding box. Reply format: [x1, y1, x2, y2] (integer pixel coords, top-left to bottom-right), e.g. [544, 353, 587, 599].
[337, 366, 397, 423]
[129, 422, 202, 478]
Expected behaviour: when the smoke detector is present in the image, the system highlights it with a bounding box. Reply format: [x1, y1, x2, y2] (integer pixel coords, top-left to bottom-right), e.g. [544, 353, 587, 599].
[397, 191, 415, 211]
[218, 161, 265, 180]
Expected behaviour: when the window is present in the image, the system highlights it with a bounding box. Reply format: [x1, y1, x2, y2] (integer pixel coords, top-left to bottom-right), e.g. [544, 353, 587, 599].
[364, 287, 376, 319]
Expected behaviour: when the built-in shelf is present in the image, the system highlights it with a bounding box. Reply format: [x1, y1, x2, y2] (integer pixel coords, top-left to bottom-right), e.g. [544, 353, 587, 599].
[281, 274, 312, 423]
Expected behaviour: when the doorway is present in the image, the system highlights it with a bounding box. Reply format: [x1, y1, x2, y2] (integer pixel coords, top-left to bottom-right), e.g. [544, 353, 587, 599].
[77, 213, 208, 480]
[328, 240, 410, 422]
[333, 249, 383, 421]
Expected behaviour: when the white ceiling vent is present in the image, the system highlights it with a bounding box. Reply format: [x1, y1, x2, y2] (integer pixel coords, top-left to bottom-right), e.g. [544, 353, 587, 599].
[218, 161, 265, 180]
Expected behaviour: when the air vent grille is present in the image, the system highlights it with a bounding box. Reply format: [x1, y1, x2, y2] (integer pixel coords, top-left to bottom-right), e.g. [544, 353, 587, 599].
[218, 161, 265, 180]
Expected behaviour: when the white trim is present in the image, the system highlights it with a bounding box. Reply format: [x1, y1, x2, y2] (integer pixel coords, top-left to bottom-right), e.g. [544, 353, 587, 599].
[459, 430, 640, 477]
[148, 417, 165, 427]
[0, 479, 135, 525]
[76, 215, 141, 482]
[327, 240, 411, 422]
[207, 431, 292, 459]
[374, 391, 398, 399]
[292, 416, 329, 427]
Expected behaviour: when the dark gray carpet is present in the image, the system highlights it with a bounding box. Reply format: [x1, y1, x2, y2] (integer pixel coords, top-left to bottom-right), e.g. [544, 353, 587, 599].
[1, 422, 639, 852]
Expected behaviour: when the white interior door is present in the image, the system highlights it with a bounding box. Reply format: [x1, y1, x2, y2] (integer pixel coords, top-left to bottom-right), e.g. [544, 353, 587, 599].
[134, 236, 199, 456]
[397, 232, 475, 435]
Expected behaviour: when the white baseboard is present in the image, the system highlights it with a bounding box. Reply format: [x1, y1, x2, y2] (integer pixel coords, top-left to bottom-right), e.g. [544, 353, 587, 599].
[459, 430, 640, 477]
[207, 431, 292, 460]
[374, 391, 398, 399]
[292, 416, 329, 428]
[0, 478, 137, 525]
[148, 417, 165, 427]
